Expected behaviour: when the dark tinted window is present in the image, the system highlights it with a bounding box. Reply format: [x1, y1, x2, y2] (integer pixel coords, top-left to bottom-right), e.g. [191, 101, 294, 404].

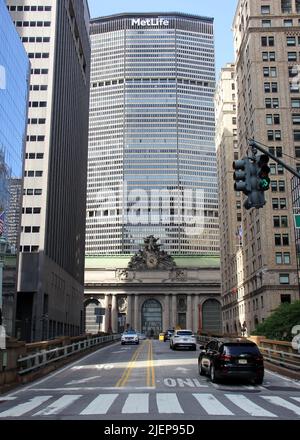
[222, 344, 260, 355]
[177, 331, 193, 336]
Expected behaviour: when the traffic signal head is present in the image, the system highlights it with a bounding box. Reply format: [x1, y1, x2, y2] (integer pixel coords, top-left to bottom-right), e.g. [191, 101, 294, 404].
[233, 158, 251, 194]
[257, 154, 271, 191]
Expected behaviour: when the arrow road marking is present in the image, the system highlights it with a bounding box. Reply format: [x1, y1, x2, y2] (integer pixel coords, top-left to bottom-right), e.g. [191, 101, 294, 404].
[175, 367, 190, 373]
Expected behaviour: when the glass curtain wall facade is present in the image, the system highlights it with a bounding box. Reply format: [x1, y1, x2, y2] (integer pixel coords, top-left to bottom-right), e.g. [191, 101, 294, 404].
[87, 13, 219, 255]
[0, 0, 29, 333]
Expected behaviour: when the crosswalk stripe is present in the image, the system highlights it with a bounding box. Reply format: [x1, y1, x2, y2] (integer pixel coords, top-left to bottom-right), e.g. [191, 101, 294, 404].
[0, 396, 52, 418]
[225, 394, 277, 418]
[80, 394, 118, 415]
[261, 396, 300, 416]
[156, 393, 184, 414]
[291, 397, 300, 404]
[193, 394, 234, 416]
[33, 395, 82, 416]
[122, 393, 149, 413]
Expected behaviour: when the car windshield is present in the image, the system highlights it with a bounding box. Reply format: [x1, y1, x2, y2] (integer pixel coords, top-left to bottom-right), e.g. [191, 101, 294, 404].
[223, 344, 260, 356]
[124, 331, 136, 335]
[177, 331, 193, 336]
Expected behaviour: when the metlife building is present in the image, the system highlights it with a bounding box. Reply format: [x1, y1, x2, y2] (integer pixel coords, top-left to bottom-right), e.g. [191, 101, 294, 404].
[87, 12, 219, 256]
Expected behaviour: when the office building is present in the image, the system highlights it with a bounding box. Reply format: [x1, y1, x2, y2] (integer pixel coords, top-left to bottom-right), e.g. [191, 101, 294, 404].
[7, 0, 91, 341]
[230, 0, 300, 334]
[86, 12, 219, 256]
[0, 0, 29, 335]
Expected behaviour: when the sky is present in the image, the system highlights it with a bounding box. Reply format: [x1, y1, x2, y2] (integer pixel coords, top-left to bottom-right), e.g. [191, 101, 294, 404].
[87, 0, 238, 79]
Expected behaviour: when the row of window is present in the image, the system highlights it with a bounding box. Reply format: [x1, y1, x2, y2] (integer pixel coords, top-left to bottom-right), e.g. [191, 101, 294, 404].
[28, 52, 49, 59]
[23, 189, 43, 196]
[26, 135, 45, 142]
[22, 208, 41, 214]
[21, 226, 40, 233]
[28, 118, 46, 125]
[25, 153, 44, 159]
[19, 246, 39, 253]
[22, 36, 50, 43]
[14, 21, 51, 27]
[31, 68, 49, 75]
[8, 5, 51, 11]
[29, 85, 48, 91]
[28, 101, 47, 108]
[24, 171, 43, 177]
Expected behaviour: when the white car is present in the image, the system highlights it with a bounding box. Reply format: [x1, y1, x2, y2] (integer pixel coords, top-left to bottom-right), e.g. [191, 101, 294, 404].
[121, 330, 139, 345]
[170, 329, 197, 351]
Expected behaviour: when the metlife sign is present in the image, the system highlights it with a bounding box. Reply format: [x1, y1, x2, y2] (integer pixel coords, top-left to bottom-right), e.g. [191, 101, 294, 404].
[131, 18, 170, 27]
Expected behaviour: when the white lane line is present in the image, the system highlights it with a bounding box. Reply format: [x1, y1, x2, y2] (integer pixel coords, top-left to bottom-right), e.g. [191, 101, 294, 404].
[33, 395, 82, 416]
[30, 387, 155, 391]
[261, 396, 300, 416]
[66, 376, 100, 385]
[265, 370, 300, 387]
[80, 394, 118, 415]
[156, 393, 184, 414]
[0, 397, 17, 401]
[2, 342, 120, 398]
[0, 396, 52, 418]
[225, 394, 277, 418]
[193, 394, 234, 416]
[291, 397, 300, 404]
[122, 394, 149, 414]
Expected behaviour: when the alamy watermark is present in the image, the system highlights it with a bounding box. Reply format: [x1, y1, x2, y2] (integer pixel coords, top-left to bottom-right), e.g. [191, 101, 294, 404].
[0, 325, 6, 350]
[292, 325, 300, 353]
[0, 65, 6, 90]
[89, 181, 208, 236]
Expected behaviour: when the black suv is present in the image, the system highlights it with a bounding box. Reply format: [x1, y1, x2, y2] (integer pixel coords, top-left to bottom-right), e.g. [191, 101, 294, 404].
[198, 338, 264, 384]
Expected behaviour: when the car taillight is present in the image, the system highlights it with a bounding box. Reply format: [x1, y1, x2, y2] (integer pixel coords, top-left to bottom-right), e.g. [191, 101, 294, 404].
[255, 356, 264, 363]
[220, 354, 233, 361]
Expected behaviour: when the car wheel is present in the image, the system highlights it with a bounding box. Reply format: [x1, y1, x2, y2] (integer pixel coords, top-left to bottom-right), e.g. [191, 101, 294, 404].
[121, 342, 125, 345]
[198, 361, 206, 376]
[191, 345, 196, 351]
[254, 377, 264, 385]
[210, 364, 218, 383]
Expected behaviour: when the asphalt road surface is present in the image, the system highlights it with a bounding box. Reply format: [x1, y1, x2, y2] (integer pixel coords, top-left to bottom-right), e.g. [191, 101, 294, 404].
[0, 339, 300, 420]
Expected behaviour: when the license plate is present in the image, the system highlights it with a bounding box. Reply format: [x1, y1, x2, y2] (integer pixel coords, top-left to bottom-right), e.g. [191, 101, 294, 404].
[238, 359, 247, 364]
[183, 338, 188, 341]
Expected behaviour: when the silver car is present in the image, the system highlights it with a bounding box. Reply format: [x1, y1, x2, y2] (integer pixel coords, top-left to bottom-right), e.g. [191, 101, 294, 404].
[137, 332, 147, 340]
[170, 329, 197, 351]
[121, 330, 139, 345]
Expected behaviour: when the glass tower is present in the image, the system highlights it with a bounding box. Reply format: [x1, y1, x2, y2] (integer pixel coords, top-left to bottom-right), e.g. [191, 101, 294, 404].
[87, 13, 219, 255]
[0, 0, 29, 333]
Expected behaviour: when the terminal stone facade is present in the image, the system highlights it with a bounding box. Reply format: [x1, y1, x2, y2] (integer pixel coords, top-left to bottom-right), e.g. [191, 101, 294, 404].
[84, 238, 221, 336]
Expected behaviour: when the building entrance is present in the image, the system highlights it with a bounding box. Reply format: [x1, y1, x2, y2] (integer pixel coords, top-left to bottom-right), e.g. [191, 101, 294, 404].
[141, 299, 162, 337]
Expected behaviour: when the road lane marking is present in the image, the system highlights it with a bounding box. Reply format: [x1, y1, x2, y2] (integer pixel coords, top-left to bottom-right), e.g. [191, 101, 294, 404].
[66, 376, 101, 385]
[115, 341, 146, 388]
[226, 394, 277, 418]
[72, 364, 114, 371]
[261, 396, 300, 416]
[80, 394, 118, 415]
[0, 396, 52, 417]
[33, 395, 82, 416]
[292, 397, 300, 403]
[122, 393, 149, 414]
[156, 393, 184, 414]
[147, 340, 155, 388]
[193, 393, 234, 416]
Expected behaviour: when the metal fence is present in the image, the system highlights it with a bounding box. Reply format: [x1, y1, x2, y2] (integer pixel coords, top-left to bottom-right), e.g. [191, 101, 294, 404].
[17, 334, 121, 375]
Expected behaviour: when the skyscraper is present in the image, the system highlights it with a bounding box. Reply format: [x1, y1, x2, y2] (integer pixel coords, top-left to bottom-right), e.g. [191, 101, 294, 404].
[228, 0, 300, 334]
[7, 0, 91, 341]
[0, 0, 29, 336]
[86, 12, 219, 256]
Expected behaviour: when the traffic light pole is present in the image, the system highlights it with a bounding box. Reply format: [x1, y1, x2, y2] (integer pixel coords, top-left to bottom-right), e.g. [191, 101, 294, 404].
[249, 139, 300, 180]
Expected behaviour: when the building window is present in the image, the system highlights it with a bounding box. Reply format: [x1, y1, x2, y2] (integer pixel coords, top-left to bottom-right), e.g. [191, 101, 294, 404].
[275, 234, 281, 245]
[281, 294, 291, 303]
[276, 253, 283, 264]
[278, 181, 285, 192]
[294, 130, 300, 141]
[262, 20, 271, 27]
[288, 52, 297, 61]
[282, 0, 292, 13]
[292, 99, 300, 108]
[261, 5, 271, 14]
[280, 198, 287, 209]
[284, 252, 291, 264]
[284, 19, 293, 26]
[279, 274, 290, 284]
[273, 216, 280, 227]
[293, 115, 300, 125]
[282, 234, 289, 245]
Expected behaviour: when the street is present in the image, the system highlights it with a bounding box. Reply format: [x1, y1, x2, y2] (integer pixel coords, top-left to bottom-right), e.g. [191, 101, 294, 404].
[0, 339, 300, 420]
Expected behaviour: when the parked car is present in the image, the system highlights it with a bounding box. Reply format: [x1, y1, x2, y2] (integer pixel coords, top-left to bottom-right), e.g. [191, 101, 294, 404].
[198, 338, 264, 384]
[170, 329, 197, 350]
[137, 332, 147, 340]
[164, 329, 174, 341]
[121, 330, 139, 345]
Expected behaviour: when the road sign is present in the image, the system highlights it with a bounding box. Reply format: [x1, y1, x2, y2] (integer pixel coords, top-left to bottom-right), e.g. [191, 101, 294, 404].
[96, 315, 103, 324]
[295, 214, 300, 229]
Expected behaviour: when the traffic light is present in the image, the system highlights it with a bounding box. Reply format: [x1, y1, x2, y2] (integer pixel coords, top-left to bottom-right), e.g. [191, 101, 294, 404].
[233, 158, 251, 194]
[256, 154, 271, 192]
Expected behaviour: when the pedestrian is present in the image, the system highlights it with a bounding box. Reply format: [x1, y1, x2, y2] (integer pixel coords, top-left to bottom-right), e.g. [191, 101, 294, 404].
[150, 328, 154, 339]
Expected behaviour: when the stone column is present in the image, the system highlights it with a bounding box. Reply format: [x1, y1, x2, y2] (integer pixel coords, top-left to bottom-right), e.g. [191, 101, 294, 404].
[111, 294, 118, 333]
[187, 294, 192, 330]
[163, 294, 170, 331]
[104, 294, 110, 333]
[172, 294, 177, 329]
[126, 294, 132, 330]
[134, 295, 139, 331]
[193, 295, 199, 334]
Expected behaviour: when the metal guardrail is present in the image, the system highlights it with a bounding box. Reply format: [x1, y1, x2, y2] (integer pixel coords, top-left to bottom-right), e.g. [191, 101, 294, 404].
[17, 334, 121, 375]
[196, 335, 300, 372]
